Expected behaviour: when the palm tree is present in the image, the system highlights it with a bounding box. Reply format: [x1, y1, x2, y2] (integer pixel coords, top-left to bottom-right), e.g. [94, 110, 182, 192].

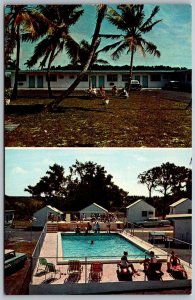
[76, 39, 108, 88]
[48, 4, 107, 109]
[100, 4, 161, 94]
[25, 5, 84, 97]
[5, 5, 40, 99]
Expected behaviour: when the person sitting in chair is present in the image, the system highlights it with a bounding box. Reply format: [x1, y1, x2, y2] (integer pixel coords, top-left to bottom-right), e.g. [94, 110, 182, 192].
[119, 251, 137, 273]
[170, 251, 180, 266]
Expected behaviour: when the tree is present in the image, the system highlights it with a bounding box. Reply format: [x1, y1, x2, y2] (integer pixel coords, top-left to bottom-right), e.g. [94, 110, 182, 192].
[5, 5, 40, 99]
[76, 39, 108, 88]
[25, 5, 84, 97]
[138, 162, 192, 216]
[100, 4, 161, 93]
[24, 163, 67, 209]
[47, 4, 107, 109]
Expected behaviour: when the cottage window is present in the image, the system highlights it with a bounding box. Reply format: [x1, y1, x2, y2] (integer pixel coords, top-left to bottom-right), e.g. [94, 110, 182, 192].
[188, 209, 192, 213]
[148, 211, 153, 215]
[80, 74, 88, 81]
[107, 74, 118, 82]
[142, 211, 147, 217]
[122, 75, 129, 82]
[46, 74, 57, 81]
[150, 74, 161, 81]
[18, 74, 26, 81]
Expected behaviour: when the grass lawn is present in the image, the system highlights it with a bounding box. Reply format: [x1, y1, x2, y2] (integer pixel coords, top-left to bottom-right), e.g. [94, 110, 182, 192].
[5, 89, 191, 147]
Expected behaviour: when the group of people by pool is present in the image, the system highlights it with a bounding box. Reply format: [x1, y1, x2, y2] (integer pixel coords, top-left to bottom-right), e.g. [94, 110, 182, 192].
[118, 250, 187, 279]
[75, 221, 101, 235]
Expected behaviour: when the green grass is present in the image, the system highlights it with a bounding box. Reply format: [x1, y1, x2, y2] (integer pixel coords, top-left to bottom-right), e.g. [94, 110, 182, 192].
[5, 90, 191, 147]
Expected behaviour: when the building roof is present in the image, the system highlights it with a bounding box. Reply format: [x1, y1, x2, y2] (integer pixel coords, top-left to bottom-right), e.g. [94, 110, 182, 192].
[126, 199, 154, 209]
[166, 214, 192, 219]
[169, 198, 191, 208]
[46, 205, 64, 215]
[80, 202, 108, 213]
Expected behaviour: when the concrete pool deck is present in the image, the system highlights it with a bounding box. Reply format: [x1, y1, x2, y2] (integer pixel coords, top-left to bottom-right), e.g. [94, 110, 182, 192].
[30, 231, 192, 294]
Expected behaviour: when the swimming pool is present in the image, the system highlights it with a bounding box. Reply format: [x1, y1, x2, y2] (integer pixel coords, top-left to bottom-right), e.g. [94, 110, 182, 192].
[59, 233, 147, 261]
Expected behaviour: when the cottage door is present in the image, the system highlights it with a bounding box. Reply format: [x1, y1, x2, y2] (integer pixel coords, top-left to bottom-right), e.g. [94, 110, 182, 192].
[142, 75, 148, 88]
[29, 75, 35, 88]
[37, 76, 43, 88]
[98, 75, 105, 88]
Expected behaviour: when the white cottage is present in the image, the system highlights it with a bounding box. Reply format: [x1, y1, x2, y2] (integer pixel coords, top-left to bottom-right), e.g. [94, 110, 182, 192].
[166, 214, 192, 244]
[169, 198, 192, 215]
[10, 68, 191, 90]
[33, 205, 64, 228]
[126, 199, 155, 224]
[79, 202, 108, 219]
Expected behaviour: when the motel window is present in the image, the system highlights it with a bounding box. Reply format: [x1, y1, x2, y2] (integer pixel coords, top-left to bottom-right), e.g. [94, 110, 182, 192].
[18, 82, 24, 86]
[80, 74, 88, 81]
[142, 211, 147, 217]
[107, 74, 118, 82]
[122, 74, 129, 82]
[59, 75, 64, 79]
[18, 74, 26, 81]
[46, 74, 57, 81]
[150, 74, 161, 81]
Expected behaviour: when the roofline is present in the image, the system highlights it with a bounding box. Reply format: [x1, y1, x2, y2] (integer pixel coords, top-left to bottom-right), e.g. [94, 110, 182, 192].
[166, 214, 192, 219]
[169, 198, 190, 207]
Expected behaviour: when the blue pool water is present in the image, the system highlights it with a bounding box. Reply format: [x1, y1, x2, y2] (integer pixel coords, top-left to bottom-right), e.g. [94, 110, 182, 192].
[61, 233, 147, 260]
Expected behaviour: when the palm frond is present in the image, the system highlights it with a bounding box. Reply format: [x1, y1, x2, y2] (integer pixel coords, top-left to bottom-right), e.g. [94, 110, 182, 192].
[112, 42, 128, 60]
[98, 41, 123, 53]
[99, 33, 122, 40]
[140, 19, 162, 33]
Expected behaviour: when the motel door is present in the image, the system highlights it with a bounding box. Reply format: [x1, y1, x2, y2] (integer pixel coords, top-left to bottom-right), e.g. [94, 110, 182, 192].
[142, 75, 148, 88]
[29, 75, 35, 88]
[91, 75, 96, 88]
[134, 75, 141, 82]
[37, 75, 43, 88]
[98, 75, 105, 88]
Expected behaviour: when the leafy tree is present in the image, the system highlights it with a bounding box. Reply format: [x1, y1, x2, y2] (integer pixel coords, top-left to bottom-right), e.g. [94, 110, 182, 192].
[5, 5, 40, 99]
[25, 5, 84, 97]
[100, 4, 161, 93]
[138, 162, 192, 216]
[25, 164, 67, 209]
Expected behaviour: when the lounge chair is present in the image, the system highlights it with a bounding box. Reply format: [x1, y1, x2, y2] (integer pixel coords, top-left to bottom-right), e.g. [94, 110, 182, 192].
[45, 262, 61, 280]
[36, 257, 48, 273]
[67, 260, 83, 279]
[89, 262, 103, 282]
[145, 262, 163, 280]
[169, 264, 188, 279]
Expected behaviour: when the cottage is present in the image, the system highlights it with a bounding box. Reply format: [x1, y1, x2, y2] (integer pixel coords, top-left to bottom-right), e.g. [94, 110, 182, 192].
[126, 199, 155, 224]
[166, 214, 192, 244]
[33, 205, 64, 228]
[169, 198, 192, 215]
[79, 202, 108, 220]
[9, 68, 191, 90]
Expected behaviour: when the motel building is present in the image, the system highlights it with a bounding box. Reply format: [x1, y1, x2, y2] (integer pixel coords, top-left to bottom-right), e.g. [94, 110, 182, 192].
[9, 68, 191, 91]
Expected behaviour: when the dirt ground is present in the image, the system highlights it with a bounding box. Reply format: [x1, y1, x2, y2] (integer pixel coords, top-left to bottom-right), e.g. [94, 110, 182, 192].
[5, 89, 191, 147]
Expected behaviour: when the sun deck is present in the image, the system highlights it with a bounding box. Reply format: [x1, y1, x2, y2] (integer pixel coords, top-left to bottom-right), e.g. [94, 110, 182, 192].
[30, 231, 192, 294]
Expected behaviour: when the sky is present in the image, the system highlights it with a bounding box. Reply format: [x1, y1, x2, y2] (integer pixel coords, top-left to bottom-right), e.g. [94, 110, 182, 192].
[8, 3, 192, 70]
[5, 148, 192, 198]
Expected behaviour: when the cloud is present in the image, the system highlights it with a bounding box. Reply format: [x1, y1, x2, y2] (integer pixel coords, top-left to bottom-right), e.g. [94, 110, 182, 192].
[12, 166, 27, 174]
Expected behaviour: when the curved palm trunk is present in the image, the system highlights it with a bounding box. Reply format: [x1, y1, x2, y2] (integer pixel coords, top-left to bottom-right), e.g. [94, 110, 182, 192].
[127, 49, 134, 95]
[11, 25, 20, 100]
[46, 5, 107, 110]
[47, 49, 56, 98]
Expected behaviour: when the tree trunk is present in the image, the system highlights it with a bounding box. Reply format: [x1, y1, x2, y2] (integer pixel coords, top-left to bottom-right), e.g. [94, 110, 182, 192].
[127, 49, 134, 95]
[46, 5, 107, 110]
[11, 25, 20, 100]
[46, 49, 55, 98]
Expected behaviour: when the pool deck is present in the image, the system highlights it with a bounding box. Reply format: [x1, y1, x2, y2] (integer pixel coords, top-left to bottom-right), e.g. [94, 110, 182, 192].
[31, 231, 192, 287]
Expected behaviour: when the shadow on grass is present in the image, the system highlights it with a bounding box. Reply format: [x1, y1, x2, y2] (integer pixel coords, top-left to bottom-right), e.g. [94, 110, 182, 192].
[52, 106, 111, 113]
[5, 104, 45, 115]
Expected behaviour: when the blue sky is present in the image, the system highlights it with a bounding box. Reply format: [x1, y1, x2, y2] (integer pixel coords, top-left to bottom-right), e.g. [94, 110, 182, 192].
[5, 148, 192, 197]
[14, 3, 192, 69]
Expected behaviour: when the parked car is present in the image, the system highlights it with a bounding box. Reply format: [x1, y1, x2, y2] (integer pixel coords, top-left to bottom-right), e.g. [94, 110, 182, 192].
[134, 217, 171, 227]
[163, 81, 182, 90]
[4, 249, 27, 275]
[125, 80, 142, 91]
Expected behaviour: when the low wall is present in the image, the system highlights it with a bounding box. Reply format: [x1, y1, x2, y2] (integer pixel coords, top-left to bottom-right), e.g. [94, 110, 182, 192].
[57, 221, 124, 232]
[29, 279, 191, 295]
